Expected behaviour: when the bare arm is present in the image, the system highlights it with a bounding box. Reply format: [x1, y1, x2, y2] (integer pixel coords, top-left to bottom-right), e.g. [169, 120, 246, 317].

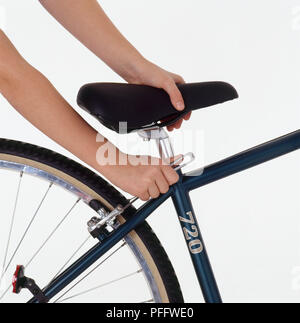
[39, 0, 190, 120]
[0, 30, 106, 173]
[0, 30, 178, 200]
[40, 0, 145, 84]
[0, 0, 190, 200]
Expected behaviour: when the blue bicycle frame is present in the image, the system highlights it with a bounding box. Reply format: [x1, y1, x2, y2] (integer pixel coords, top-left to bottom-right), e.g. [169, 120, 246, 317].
[29, 129, 300, 303]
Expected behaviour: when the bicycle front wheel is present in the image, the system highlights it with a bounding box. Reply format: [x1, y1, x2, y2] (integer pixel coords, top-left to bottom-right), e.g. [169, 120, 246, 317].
[0, 139, 183, 303]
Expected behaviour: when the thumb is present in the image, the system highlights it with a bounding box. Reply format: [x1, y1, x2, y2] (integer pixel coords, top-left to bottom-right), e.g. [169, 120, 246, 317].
[163, 80, 185, 111]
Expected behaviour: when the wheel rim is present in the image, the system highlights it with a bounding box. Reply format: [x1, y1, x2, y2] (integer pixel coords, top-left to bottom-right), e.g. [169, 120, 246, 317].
[0, 159, 162, 303]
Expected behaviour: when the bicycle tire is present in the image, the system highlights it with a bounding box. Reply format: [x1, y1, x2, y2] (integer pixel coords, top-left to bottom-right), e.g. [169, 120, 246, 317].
[0, 138, 184, 303]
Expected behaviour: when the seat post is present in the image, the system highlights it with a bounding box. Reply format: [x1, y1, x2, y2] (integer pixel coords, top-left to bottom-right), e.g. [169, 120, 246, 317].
[138, 127, 175, 162]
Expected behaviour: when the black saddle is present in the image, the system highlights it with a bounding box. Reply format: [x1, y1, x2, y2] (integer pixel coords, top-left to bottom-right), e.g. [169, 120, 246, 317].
[77, 82, 238, 133]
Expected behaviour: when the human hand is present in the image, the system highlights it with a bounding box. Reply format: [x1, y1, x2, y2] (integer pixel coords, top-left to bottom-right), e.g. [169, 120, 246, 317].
[126, 59, 191, 131]
[100, 153, 180, 201]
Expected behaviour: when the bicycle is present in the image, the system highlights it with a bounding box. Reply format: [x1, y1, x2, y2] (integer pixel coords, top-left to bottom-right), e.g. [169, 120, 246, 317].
[0, 81, 299, 303]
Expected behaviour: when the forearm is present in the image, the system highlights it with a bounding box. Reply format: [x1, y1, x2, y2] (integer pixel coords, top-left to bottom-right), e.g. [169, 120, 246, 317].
[0, 30, 116, 174]
[0, 25, 181, 200]
[39, 0, 146, 82]
[39, 0, 186, 112]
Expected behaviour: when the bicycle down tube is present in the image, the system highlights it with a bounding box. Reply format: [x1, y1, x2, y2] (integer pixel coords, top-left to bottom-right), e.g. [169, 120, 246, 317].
[29, 129, 300, 303]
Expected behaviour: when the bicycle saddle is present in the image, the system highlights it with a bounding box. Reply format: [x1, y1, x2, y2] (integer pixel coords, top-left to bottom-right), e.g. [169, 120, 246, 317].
[77, 82, 238, 133]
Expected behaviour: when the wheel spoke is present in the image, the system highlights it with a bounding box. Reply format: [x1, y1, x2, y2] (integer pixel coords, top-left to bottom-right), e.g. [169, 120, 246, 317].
[48, 235, 91, 284]
[0, 156, 164, 303]
[53, 242, 127, 303]
[4, 182, 53, 274]
[0, 283, 12, 302]
[1, 172, 23, 281]
[25, 198, 81, 269]
[57, 269, 143, 303]
[0, 197, 81, 301]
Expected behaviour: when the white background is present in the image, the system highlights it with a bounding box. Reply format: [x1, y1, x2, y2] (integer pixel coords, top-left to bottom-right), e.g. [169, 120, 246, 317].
[0, 0, 299, 303]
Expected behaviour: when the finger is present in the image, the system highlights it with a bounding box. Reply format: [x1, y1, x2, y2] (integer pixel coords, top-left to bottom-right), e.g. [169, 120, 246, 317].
[162, 166, 180, 185]
[170, 73, 185, 84]
[174, 119, 183, 129]
[167, 122, 177, 131]
[139, 191, 150, 201]
[170, 119, 182, 129]
[163, 79, 185, 111]
[148, 183, 160, 199]
[160, 115, 178, 131]
[155, 172, 170, 194]
[167, 118, 184, 132]
[184, 112, 192, 121]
